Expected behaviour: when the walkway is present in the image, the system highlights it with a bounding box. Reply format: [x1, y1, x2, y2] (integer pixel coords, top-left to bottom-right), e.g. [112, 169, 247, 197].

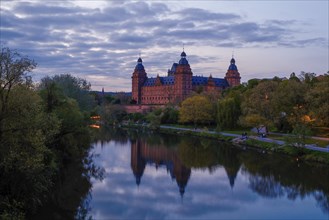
[160, 125, 329, 153]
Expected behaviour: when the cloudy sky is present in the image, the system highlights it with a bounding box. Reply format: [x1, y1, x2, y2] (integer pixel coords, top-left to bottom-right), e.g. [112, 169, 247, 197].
[1, 0, 328, 91]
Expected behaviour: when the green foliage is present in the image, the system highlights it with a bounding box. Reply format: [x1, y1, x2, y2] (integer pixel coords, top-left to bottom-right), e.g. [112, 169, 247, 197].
[0, 47, 37, 137]
[246, 78, 259, 89]
[146, 112, 161, 130]
[241, 80, 279, 122]
[0, 86, 59, 218]
[39, 74, 95, 112]
[101, 104, 127, 125]
[1, 48, 95, 218]
[161, 107, 179, 124]
[238, 75, 327, 133]
[284, 123, 313, 147]
[127, 112, 145, 122]
[217, 93, 241, 129]
[306, 75, 329, 126]
[179, 95, 215, 125]
[239, 113, 272, 131]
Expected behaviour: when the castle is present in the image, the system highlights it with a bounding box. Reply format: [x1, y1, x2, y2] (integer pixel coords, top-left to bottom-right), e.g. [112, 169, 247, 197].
[131, 50, 241, 105]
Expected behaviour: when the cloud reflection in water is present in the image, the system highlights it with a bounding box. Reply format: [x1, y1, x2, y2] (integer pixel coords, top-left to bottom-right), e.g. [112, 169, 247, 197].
[89, 134, 329, 220]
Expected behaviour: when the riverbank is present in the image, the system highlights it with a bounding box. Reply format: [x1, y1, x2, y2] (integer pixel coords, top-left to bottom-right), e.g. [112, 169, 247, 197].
[122, 123, 329, 165]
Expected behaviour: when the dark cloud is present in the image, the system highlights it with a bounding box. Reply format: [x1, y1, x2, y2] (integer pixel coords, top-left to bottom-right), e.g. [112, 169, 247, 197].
[14, 2, 85, 15]
[177, 8, 240, 21]
[0, 1, 325, 91]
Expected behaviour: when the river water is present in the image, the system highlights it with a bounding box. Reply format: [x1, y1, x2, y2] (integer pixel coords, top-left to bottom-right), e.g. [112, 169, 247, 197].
[83, 128, 329, 219]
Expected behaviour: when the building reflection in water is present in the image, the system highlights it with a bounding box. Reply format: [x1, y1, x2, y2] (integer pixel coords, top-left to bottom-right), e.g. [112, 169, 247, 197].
[131, 139, 191, 197]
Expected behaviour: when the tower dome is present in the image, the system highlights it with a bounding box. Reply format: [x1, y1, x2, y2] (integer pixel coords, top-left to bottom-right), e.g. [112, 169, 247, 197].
[179, 51, 189, 65]
[135, 57, 144, 70]
[228, 57, 237, 71]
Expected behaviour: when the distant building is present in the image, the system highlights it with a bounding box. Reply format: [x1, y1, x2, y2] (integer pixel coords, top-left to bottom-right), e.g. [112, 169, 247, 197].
[131, 50, 241, 104]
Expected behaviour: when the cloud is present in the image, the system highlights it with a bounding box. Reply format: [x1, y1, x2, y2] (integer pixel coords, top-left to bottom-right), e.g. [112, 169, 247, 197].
[1, 1, 327, 91]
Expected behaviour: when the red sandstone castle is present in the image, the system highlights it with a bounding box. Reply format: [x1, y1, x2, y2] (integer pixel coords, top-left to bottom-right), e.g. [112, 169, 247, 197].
[132, 51, 241, 104]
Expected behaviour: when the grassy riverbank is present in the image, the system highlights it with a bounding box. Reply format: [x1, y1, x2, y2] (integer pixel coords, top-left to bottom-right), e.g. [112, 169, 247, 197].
[159, 126, 234, 142]
[245, 139, 329, 164]
[123, 123, 329, 165]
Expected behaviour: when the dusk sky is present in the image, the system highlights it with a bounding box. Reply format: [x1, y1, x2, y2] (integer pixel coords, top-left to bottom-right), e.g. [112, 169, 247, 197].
[1, 0, 328, 92]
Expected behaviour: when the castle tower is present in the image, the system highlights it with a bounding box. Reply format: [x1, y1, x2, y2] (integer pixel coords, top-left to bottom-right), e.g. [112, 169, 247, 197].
[225, 57, 241, 87]
[132, 57, 147, 104]
[174, 51, 193, 102]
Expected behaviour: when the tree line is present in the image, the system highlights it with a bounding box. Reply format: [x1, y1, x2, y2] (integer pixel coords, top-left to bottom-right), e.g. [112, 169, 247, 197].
[103, 68, 328, 138]
[0, 47, 98, 218]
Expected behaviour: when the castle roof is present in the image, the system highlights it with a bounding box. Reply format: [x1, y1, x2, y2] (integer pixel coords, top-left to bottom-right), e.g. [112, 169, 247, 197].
[192, 76, 229, 87]
[143, 75, 229, 87]
[143, 76, 175, 86]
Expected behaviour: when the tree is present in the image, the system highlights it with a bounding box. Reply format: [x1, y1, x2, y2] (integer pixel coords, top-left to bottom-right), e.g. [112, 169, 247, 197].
[240, 80, 279, 129]
[239, 113, 271, 133]
[271, 79, 308, 131]
[179, 95, 215, 125]
[0, 85, 60, 218]
[0, 47, 37, 138]
[289, 72, 300, 82]
[299, 71, 317, 86]
[306, 75, 329, 126]
[38, 76, 65, 113]
[161, 106, 179, 124]
[101, 104, 127, 125]
[39, 74, 95, 112]
[146, 111, 161, 130]
[217, 91, 241, 129]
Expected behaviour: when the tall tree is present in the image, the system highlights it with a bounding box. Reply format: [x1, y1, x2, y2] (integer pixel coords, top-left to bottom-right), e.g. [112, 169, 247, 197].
[0, 47, 37, 138]
[217, 94, 241, 130]
[179, 95, 215, 125]
[271, 79, 308, 131]
[240, 80, 279, 130]
[0, 85, 60, 218]
[39, 74, 95, 112]
[306, 75, 329, 126]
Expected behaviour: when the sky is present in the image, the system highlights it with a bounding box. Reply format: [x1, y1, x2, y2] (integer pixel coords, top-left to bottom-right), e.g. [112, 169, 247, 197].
[1, 0, 328, 92]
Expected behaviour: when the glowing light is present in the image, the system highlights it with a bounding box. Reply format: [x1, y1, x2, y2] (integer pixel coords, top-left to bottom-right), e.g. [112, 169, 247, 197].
[91, 115, 101, 120]
[90, 124, 100, 129]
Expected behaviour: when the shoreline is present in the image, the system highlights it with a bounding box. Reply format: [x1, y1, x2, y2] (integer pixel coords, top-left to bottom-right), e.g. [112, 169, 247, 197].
[122, 123, 329, 165]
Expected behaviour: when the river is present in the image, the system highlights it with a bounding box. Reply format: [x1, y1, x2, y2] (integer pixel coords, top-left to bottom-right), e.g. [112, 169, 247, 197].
[87, 128, 329, 219]
[34, 128, 329, 219]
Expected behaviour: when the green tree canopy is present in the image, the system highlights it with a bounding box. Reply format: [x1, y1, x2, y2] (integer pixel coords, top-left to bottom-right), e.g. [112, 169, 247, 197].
[39, 74, 95, 112]
[179, 95, 215, 125]
[306, 75, 329, 126]
[217, 95, 241, 130]
[0, 47, 37, 138]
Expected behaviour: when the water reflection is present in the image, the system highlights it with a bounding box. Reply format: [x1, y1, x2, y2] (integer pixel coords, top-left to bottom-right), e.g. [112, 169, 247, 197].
[40, 127, 328, 219]
[32, 152, 104, 219]
[131, 139, 191, 197]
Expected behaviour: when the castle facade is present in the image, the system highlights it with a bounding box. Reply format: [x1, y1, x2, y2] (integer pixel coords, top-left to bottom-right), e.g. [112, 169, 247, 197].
[132, 51, 241, 104]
